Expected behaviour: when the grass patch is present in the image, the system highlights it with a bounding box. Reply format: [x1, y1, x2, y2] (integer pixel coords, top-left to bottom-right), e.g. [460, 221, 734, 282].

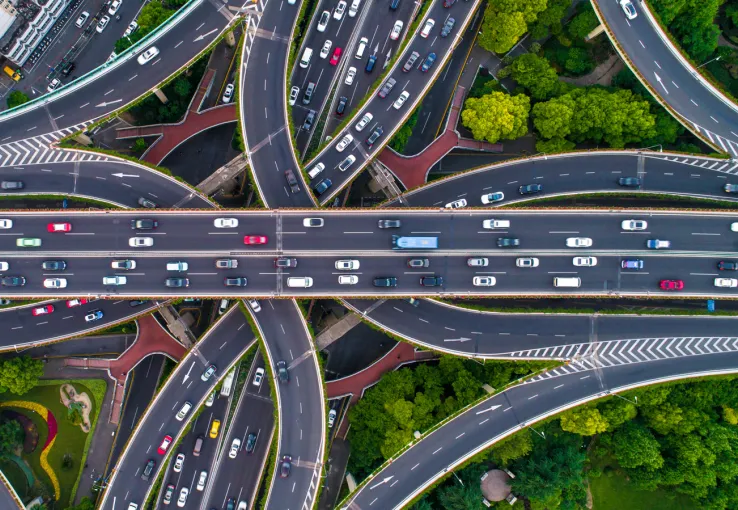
[0, 194, 118, 209]
[156, 358, 177, 393]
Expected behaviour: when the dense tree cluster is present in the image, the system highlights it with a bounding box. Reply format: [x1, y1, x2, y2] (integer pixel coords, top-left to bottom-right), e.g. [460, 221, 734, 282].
[114, 1, 177, 54]
[0, 356, 44, 395]
[6, 90, 30, 110]
[478, 0, 548, 54]
[461, 92, 530, 144]
[389, 108, 420, 154]
[651, 0, 723, 62]
[0, 419, 23, 457]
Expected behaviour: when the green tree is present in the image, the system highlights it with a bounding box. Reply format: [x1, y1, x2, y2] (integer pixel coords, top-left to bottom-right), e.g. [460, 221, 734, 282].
[437, 480, 484, 509]
[535, 136, 574, 153]
[567, 8, 599, 41]
[488, 430, 533, 465]
[137, 1, 175, 31]
[611, 421, 664, 470]
[461, 91, 530, 144]
[564, 47, 594, 75]
[0, 356, 44, 395]
[6, 90, 30, 109]
[479, 11, 528, 54]
[598, 398, 638, 430]
[506, 54, 565, 100]
[529, 0, 569, 38]
[560, 407, 609, 436]
[173, 78, 192, 98]
[0, 420, 23, 457]
[133, 138, 148, 153]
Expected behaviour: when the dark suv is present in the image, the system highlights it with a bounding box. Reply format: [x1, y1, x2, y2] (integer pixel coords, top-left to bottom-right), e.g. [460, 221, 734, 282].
[378, 219, 401, 228]
[165, 277, 189, 288]
[224, 277, 248, 287]
[277, 361, 289, 384]
[141, 459, 155, 481]
[420, 275, 443, 287]
[378, 78, 396, 98]
[336, 96, 348, 115]
[303, 110, 316, 131]
[42, 260, 66, 271]
[285, 169, 300, 193]
[718, 260, 738, 271]
[245, 432, 257, 453]
[275, 257, 298, 268]
[366, 126, 384, 147]
[497, 237, 520, 247]
[1, 276, 25, 286]
[131, 219, 158, 230]
[373, 277, 398, 287]
[618, 177, 641, 187]
[518, 183, 543, 195]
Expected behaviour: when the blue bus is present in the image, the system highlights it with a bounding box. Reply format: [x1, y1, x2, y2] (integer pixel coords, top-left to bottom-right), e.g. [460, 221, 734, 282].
[392, 236, 438, 250]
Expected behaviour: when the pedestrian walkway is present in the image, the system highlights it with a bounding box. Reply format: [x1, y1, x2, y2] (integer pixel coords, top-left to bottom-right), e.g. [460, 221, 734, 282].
[378, 86, 502, 189]
[115, 68, 237, 166]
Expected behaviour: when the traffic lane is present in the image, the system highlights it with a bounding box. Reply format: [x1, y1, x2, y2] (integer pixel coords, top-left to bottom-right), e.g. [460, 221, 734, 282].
[23, 332, 133, 357]
[598, 315, 738, 342]
[0, 481, 19, 510]
[100, 308, 252, 510]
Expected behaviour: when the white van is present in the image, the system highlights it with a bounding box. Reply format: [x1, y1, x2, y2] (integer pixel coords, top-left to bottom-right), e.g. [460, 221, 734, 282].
[287, 277, 313, 288]
[482, 219, 510, 229]
[308, 163, 325, 179]
[166, 261, 188, 271]
[355, 37, 368, 59]
[348, 0, 360, 16]
[176, 401, 192, 421]
[553, 277, 581, 288]
[300, 47, 313, 68]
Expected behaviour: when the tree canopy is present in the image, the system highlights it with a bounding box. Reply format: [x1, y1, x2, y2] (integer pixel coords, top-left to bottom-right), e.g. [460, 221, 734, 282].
[0, 356, 44, 395]
[0, 420, 23, 457]
[461, 91, 530, 144]
[6, 90, 30, 110]
[478, 0, 548, 54]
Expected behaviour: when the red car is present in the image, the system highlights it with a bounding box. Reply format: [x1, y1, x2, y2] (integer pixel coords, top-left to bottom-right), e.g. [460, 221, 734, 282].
[157, 435, 173, 454]
[659, 280, 684, 291]
[244, 235, 268, 245]
[47, 222, 72, 232]
[67, 298, 91, 308]
[32, 305, 54, 316]
[329, 47, 342, 66]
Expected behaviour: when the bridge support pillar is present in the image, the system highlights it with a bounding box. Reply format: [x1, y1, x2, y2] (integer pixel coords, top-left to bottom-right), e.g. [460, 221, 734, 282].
[73, 133, 93, 146]
[585, 24, 605, 42]
[225, 31, 236, 47]
[367, 161, 403, 199]
[153, 88, 169, 105]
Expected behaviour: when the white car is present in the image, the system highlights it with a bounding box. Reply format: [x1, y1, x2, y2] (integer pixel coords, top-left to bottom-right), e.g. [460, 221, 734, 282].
[75, 11, 89, 28]
[344, 66, 356, 85]
[0, 262, 8, 271]
[467, 257, 488, 267]
[573, 257, 597, 267]
[348, 0, 360, 16]
[124, 21, 138, 37]
[320, 40, 333, 59]
[516, 257, 539, 268]
[333, 0, 346, 20]
[96, 15, 110, 34]
[229, 438, 241, 459]
[205, 392, 215, 407]
[108, 0, 122, 15]
[620, 0, 637, 19]
[103, 276, 127, 286]
[214, 218, 239, 228]
[222, 83, 234, 103]
[393, 91, 410, 110]
[445, 199, 467, 209]
[253, 367, 265, 386]
[481, 192, 504, 204]
[328, 409, 337, 427]
[566, 237, 592, 248]
[336, 134, 353, 152]
[732, 222, 738, 232]
[0, 219, 12, 229]
[43, 278, 67, 289]
[621, 219, 647, 231]
[335, 260, 359, 270]
[129, 237, 153, 247]
[47, 78, 61, 93]
[112, 260, 136, 270]
[390, 20, 404, 40]
[137, 46, 160, 65]
[177, 487, 189, 508]
[473, 276, 496, 287]
[317, 10, 330, 32]
[355, 112, 373, 131]
[715, 278, 738, 288]
[482, 219, 510, 229]
[303, 218, 324, 227]
[289, 86, 299, 106]
[420, 19, 435, 38]
[173, 453, 185, 473]
[248, 299, 261, 312]
[338, 275, 358, 285]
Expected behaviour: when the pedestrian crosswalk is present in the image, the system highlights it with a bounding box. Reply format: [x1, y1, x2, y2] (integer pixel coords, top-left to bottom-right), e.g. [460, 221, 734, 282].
[655, 154, 738, 175]
[691, 123, 738, 157]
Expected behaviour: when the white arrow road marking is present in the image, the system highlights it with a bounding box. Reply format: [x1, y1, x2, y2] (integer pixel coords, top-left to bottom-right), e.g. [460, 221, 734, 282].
[183, 362, 195, 383]
[112, 173, 140, 178]
[369, 476, 394, 490]
[475, 404, 501, 415]
[654, 72, 669, 94]
[194, 28, 218, 42]
[96, 99, 123, 108]
[443, 337, 471, 343]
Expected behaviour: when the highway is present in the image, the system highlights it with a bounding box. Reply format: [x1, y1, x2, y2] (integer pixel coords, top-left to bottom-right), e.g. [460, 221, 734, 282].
[0, 470, 21, 510]
[97, 306, 254, 510]
[252, 299, 325, 510]
[342, 346, 738, 509]
[593, 0, 738, 155]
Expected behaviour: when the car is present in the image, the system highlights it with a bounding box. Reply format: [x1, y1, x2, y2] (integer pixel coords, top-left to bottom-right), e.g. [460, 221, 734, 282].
[47, 222, 72, 233]
[157, 435, 173, 454]
[275, 257, 298, 268]
[407, 258, 429, 268]
[482, 219, 510, 229]
[660, 280, 684, 291]
[467, 257, 489, 267]
[328, 409, 337, 427]
[303, 110, 316, 131]
[336, 134, 354, 152]
[245, 432, 257, 453]
[345, 66, 356, 85]
[163, 484, 175, 505]
[124, 21, 138, 37]
[244, 235, 268, 244]
[46, 77, 62, 94]
[1, 180, 23, 190]
[618, 177, 640, 187]
[445, 198, 467, 209]
[196, 470, 208, 491]
[349, 0, 360, 16]
[443, 0, 456, 6]
[131, 219, 158, 230]
[222, 83, 234, 103]
[390, 91, 410, 111]
[336, 96, 348, 115]
[516, 257, 539, 268]
[519, 183, 543, 194]
[334, 0, 347, 19]
[16, 238, 41, 247]
[129, 237, 153, 247]
[573, 257, 597, 267]
[205, 392, 216, 407]
[141, 459, 155, 481]
[330, 47, 342, 65]
[216, 259, 238, 269]
[85, 310, 104, 322]
[441, 17, 455, 37]
[229, 438, 241, 459]
[715, 278, 738, 288]
[390, 20, 404, 40]
[285, 169, 300, 193]
[620, 259, 643, 270]
[277, 361, 289, 384]
[303, 218, 324, 227]
[497, 237, 520, 247]
[43, 278, 67, 289]
[109, 0, 122, 15]
[177, 487, 189, 508]
[165, 277, 188, 288]
[1, 276, 25, 287]
[248, 299, 261, 312]
[224, 277, 248, 287]
[201, 364, 216, 382]
[420, 19, 435, 38]
[403, 51, 420, 72]
[303, 82, 315, 105]
[566, 237, 593, 248]
[289, 86, 299, 106]
[32, 305, 54, 316]
[226, 498, 236, 510]
[338, 275, 359, 284]
[647, 239, 670, 249]
[214, 218, 238, 228]
[173, 453, 185, 473]
[112, 260, 136, 270]
[724, 183, 738, 193]
[137, 46, 160, 65]
[620, 0, 637, 19]
[67, 298, 93, 308]
[365, 54, 378, 73]
[314, 178, 332, 195]
[253, 367, 265, 386]
[621, 219, 647, 231]
[42, 260, 66, 271]
[366, 126, 384, 146]
[374, 277, 398, 287]
[420, 275, 443, 287]
[718, 260, 738, 271]
[209, 420, 221, 438]
[378, 78, 397, 98]
[129, 300, 146, 307]
[75, 11, 89, 28]
[420, 53, 436, 72]
[317, 10, 330, 32]
[0, 219, 11, 229]
[335, 259, 360, 270]
[378, 219, 401, 228]
[355, 112, 373, 131]
[280, 455, 292, 478]
[103, 276, 127, 286]
[0, 261, 7, 271]
[481, 192, 504, 204]
[473, 276, 496, 287]
[60, 62, 76, 77]
[320, 40, 333, 59]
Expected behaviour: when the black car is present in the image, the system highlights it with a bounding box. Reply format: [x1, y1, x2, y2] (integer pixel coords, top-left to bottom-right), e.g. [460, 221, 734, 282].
[718, 260, 738, 271]
[245, 432, 257, 453]
[42, 260, 66, 271]
[420, 275, 443, 287]
[141, 459, 155, 481]
[336, 96, 348, 115]
[224, 277, 248, 287]
[497, 237, 520, 247]
[1, 276, 25, 286]
[129, 300, 146, 307]
[131, 219, 158, 230]
[284, 169, 300, 193]
[60, 62, 75, 77]
[373, 277, 398, 287]
[226, 498, 236, 510]
[378, 219, 401, 228]
[618, 177, 641, 187]
[366, 126, 384, 147]
[280, 455, 292, 478]
[0, 181, 23, 190]
[165, 277, 189, 288]
[277, 360, 289, 384]
[274, 257, 298, 268]
[303, 110, 316, 131]
[518, 183, 543, 195]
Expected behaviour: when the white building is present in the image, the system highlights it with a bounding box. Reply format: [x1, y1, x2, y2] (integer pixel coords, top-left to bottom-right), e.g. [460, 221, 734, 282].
[0, 0, 71, 66]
